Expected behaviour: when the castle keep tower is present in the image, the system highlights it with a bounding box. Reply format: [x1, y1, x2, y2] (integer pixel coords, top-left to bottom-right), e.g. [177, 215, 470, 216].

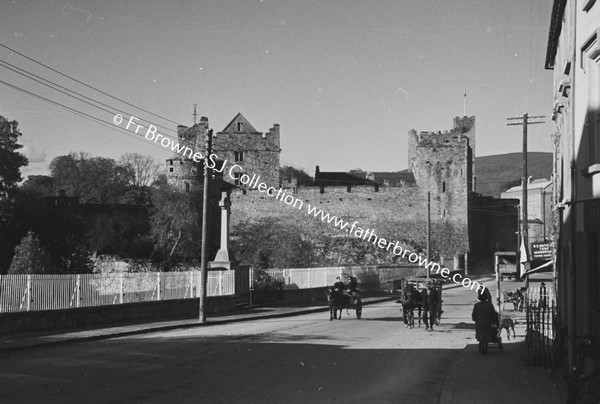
[408, 116, 476, 255]
[166, 116, 210, 191]
[214, 113, 280, 187]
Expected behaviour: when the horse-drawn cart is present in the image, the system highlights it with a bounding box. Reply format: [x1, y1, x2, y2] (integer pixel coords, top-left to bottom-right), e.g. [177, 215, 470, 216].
[396, 277, 443, 328]
[326, 287, 362, 321]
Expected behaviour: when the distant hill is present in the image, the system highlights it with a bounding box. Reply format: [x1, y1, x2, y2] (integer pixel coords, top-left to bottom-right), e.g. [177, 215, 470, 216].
[475, 152, 553, 197]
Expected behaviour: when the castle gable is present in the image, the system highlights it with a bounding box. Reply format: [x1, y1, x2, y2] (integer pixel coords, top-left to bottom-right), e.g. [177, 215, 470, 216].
[218, 112, 261, 135]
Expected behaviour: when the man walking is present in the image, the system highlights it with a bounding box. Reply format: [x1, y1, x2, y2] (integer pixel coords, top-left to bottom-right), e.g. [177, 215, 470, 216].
[422, 281, 439, 331]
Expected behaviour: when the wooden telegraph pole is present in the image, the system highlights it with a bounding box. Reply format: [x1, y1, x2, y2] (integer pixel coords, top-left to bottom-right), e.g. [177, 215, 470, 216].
[426, 191, 431, 279]
[199, 128, 213, 323]
[507, 113, 545, 283]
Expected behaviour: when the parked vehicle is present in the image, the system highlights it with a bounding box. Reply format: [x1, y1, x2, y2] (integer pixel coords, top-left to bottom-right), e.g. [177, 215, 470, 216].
[495, 251, 519, 281]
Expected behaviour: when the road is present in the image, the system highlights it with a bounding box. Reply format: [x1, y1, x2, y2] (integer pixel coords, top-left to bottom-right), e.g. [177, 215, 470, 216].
[0, 281, 486, 404]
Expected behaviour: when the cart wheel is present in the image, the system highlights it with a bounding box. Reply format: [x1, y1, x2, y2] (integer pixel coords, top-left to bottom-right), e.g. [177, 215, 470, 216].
[356, 301, 362, 319]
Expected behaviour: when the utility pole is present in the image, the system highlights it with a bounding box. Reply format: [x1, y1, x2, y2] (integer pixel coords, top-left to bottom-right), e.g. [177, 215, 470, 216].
[199, 128, 213, 323]
[507, 113, 545, 283]
[426, 191, 431, 279]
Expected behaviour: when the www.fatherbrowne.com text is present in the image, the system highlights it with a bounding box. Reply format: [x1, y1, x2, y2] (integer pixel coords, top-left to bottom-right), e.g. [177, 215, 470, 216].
[113, 114, 485, 294]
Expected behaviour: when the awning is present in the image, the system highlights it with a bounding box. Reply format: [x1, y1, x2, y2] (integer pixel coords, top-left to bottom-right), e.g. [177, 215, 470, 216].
[523, 259, 553, 276]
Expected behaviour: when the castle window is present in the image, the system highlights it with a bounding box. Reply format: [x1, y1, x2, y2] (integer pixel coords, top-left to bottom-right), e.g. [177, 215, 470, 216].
[234, 151, 244, 162]
[237, 122, 244, 132]
[442, 181, 446, 193]
[169, 159, 173, 166]
[233, 172, 242, 185]
[169, 167, 173, 173]
[180, 160, 183, 165]
[185, 183, 190, 192]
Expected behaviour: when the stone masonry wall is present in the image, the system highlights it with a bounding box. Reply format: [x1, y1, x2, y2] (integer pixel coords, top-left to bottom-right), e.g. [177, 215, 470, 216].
[230, 185, 468, 266]
[407, 117, 476, 255]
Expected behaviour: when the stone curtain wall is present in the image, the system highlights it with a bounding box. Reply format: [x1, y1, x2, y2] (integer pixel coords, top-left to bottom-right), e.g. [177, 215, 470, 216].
[231, 185, 468, 267]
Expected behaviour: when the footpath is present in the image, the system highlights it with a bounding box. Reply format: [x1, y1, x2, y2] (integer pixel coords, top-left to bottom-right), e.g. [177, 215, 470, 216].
[0, 283, 569, 403]
[0, 296, 393, 353]
[439, 275, 568, 404]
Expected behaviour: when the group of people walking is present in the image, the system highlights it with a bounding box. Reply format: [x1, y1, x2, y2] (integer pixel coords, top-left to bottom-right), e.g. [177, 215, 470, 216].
[335, 275, 501, 355]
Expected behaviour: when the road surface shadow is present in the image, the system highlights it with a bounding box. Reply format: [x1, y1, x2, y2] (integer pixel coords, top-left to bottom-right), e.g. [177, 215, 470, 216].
[0, 332, 458, 404]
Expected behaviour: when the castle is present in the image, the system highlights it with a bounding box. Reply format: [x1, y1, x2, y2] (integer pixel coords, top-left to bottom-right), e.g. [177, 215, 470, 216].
[408, 116, 477, 257]
[165, 113, 516, 271]
[166, 113, 280, 190]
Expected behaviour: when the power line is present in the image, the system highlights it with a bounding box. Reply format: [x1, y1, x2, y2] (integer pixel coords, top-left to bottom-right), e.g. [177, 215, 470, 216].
[0, 79, 174, 155]
[0, 42, 182, 127]
[0, 60, 178, 137]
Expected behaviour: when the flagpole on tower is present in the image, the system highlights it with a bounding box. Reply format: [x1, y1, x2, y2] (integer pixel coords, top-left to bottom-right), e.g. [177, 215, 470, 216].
[463, 90, 467, 116]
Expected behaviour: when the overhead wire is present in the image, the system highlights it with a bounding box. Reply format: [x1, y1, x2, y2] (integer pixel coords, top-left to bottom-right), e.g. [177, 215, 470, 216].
[0, 42, 182, 127]
[0, 60, 178, 137]
[0, 79, 160, 147]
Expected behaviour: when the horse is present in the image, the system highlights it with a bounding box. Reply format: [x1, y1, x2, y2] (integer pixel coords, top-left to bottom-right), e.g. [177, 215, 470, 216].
[397, 284, 422, 328]
[326, 287, 351, 321]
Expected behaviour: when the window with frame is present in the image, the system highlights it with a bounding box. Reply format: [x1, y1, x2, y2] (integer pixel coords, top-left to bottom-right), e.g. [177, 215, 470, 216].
[582, 30, 600, 166]
[237, 122, 244, 132]
[234, 151, 244, 162]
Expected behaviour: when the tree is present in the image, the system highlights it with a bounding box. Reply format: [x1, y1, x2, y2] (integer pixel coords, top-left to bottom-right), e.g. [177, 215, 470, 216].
[231, 218, 314, 269]
[58, 236, 94, 274]
[49, 152, 132, 203]
[149, 184, 202, 268]
[118, 153, 161, 188]
[279, 166, 314, 186]
[0, 116, 29, 198]
[20, 175, 55, 197]
[8, 231, 53, 274]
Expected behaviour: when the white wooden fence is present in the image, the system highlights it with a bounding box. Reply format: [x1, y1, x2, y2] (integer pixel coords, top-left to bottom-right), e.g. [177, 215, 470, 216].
[264, 264, 422, 290]
[0, 271, 235, 313]
[0, 265, 421, 313]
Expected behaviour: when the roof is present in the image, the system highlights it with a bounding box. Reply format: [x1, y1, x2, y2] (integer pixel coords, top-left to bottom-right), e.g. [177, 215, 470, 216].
[314, 171, 376, 186]
[502, 179, 552, 194]
[545, 0, 567, 69]
[325, 170, 416, 186]
[218, 112, 261, 135]
[360, 170, 416, 186]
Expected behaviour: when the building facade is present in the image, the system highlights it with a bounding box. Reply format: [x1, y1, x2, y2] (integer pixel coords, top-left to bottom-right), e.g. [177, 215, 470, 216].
[546, 0, 600, 366]
[214, 113, 281, 187]
[501, 178, 553, 244]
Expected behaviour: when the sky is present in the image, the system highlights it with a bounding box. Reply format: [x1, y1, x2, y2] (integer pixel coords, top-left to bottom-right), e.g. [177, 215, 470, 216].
[0, 0, 555, 180]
